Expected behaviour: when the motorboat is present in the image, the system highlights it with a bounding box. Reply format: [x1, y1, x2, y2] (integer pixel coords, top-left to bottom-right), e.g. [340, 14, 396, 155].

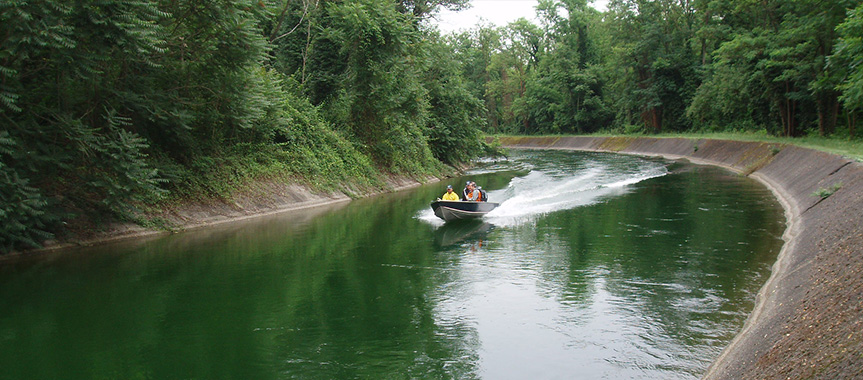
[430, 200, 499, 222]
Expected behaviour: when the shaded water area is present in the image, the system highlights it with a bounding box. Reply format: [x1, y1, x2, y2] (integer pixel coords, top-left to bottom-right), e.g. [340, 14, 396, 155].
[0, 150, 785, 379]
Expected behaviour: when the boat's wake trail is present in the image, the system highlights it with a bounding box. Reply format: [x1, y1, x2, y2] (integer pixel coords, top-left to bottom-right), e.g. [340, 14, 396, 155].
[484, 159, 667, 227]
[417, 154, 668, 227]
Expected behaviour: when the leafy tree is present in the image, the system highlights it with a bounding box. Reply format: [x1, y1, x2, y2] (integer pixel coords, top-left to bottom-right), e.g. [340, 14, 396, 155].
[687, 30, 782, 133]
[423, 34, 487, 164]
[261, 0, 322, 85]
[311, 0, 438, 173]
[397, 0, 469, 22]
[270, 73, 378, 187]
[459, 1, 609, 135]
[0, 132, 57, 251]
[140, 0, 272, 159]
[526, 0, 608, 134]
[831, 2, 863, 138]
[485, 19, 536, 134]
[457, 25, 504, 132]
[0, 0, 167, 239]
[603, 0, 700, 133]
[688, 0, 856, 136]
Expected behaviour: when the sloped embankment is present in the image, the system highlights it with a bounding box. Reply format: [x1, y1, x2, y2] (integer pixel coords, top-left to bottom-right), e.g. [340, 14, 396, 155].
[496, 136, 863, 380]
[32, 175, 436, 253]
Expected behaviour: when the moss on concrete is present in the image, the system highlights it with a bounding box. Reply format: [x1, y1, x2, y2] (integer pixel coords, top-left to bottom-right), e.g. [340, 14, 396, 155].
[597, 136, 637, 152]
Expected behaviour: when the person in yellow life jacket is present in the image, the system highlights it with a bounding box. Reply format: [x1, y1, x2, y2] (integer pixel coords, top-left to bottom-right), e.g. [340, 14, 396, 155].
[441, 185, 460, 201]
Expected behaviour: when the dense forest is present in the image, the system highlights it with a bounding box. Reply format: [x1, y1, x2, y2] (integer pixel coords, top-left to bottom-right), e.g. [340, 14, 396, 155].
[457, 0, 862, 137]
[1, 0, 861, 252]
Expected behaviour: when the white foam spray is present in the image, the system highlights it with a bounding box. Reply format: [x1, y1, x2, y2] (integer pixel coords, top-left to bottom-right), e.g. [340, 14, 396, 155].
[418, 153, 668, 227]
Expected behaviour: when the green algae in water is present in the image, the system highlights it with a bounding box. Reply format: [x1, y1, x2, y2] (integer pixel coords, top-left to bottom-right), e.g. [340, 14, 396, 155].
[0, 150, 784, 380]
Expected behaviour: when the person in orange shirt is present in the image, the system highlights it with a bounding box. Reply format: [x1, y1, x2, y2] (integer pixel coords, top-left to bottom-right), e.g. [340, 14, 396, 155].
[464, 182, 480, 201]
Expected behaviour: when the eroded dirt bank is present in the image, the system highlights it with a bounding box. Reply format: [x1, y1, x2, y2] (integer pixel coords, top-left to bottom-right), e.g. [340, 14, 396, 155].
[496, 136, 863, 380]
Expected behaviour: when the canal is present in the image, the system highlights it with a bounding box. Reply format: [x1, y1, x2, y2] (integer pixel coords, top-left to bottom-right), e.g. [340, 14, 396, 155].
[0, 150, 785, 379]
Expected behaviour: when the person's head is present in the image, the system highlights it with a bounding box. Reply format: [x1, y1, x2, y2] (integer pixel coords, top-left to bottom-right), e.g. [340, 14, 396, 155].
[446, 185, 453, 192]
[470, 181, 477, 189]
[465, 181, 471, 188]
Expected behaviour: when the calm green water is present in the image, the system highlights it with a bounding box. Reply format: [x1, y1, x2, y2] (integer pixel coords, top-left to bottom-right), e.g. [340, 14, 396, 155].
[0, 150, 785, 379]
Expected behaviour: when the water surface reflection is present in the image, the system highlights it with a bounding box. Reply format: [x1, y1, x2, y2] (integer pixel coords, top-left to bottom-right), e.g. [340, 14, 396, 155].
[0, 150, 784, 379]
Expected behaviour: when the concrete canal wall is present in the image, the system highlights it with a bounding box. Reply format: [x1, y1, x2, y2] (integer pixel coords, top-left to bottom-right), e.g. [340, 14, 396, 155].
[27, 175, 436, 254]
[495, 136, 863, 380]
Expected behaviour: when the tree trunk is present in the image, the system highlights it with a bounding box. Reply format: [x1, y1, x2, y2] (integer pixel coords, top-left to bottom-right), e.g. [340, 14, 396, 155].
[641, 107, 662, 134]
[635, 64, 660, 133]
[832, 100, 840, 135]
[501, 69, 512, 112]
[818, 103, 826, 136]
[779, 81, 799, 137]
[789, 99, 796, 137]
[785, 81, 793, 137]
[778, 99, 788, 136]
[817, 92, 840, 136]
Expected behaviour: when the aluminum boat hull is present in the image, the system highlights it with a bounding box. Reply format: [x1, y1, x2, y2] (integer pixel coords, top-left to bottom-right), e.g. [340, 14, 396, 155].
[431, 201, 499, 222]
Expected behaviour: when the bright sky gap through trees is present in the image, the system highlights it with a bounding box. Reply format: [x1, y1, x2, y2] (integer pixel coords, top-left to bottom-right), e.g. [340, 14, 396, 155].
[435, 0, 611, 32]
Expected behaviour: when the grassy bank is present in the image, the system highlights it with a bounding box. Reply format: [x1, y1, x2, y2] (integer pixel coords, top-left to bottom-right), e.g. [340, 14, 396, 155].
[495, 132, 863, 162]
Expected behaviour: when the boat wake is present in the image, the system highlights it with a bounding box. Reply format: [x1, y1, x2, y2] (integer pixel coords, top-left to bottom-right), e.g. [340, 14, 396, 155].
[485, 161, 666, 226]
[418, 153, 668, 227]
